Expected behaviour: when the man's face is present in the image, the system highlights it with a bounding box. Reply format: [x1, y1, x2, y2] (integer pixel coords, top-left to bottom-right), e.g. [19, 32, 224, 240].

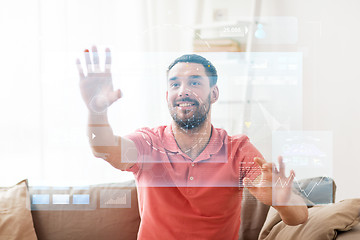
[166, 62, 217, 130]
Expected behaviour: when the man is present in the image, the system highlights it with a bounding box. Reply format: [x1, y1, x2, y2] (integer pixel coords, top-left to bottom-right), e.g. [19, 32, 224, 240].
[76, 46, 308, 240]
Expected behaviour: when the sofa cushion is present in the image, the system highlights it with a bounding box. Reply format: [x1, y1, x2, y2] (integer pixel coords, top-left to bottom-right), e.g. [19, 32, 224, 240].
[293, 176, 336, 205]
[259, 198, 360, 240]
[31, 181, 140, 240]
[0, 179, 37, 240]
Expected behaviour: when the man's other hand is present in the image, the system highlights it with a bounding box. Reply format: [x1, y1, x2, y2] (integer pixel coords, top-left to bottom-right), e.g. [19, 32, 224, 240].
[243, 156, 295, 206]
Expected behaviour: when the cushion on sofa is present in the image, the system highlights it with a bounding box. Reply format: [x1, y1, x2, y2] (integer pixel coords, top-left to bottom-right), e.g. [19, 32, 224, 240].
[259, 198, 360, 240]
[293, 176, 336, 205]
[31, 181, 140, 240]
[0, 179, 37, 240]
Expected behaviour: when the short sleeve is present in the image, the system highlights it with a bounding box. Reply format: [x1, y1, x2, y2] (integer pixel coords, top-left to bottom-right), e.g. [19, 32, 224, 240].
[124, 128, 154, 174]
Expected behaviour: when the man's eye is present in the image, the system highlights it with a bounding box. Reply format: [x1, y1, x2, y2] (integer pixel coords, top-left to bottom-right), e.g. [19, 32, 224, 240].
[171, 83, 179, 87]
[191, 82, 200, 86]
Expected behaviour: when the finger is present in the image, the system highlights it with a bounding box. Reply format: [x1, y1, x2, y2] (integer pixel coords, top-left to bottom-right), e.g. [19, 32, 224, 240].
[288, 169, 295, 185]
[76, 58, 85, 79]
[105, 47, 111, 73]
[117, 89, 123, 98]
[254, 157, 266, 168]
[108, 89, 122, 104]
[84, 49, 92, 73]
[254, 158, 274, 175]
[278, 156, 285, 176]
[92, 45, 100, 72]
[261, 162, 273, 174]
[273, 163, 279, 175]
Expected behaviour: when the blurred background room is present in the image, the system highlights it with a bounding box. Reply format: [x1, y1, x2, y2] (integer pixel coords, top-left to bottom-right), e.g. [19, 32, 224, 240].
[1, 0, 359, 202]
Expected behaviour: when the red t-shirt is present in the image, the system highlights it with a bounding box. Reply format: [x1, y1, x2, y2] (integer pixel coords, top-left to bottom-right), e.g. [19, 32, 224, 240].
[126, 125, 262, 240]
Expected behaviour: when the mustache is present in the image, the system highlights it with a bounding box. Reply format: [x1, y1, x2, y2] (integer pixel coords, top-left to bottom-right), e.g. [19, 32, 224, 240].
[172, 97, 199, 106]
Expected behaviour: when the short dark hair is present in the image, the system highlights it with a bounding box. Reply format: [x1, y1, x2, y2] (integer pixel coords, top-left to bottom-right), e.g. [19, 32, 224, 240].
[167, 54, 218, 86]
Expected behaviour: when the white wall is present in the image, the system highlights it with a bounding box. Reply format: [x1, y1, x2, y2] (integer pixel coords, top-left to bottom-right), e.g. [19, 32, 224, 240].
[258, 0, 360, 202]
[199, 0, 360, 201]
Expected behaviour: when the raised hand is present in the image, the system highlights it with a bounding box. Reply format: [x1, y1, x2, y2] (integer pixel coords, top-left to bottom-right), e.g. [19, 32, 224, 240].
[76, 46, 121, 113]
[244, 156, 295, 206]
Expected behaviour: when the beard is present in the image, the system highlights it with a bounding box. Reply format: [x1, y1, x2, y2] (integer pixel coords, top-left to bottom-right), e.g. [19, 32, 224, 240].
[168, 94, 211, 130]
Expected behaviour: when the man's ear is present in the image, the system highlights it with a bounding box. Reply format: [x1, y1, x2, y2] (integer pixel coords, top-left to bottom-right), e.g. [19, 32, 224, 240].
[210, 85, 219, 104]
[166, 91, 169, 103]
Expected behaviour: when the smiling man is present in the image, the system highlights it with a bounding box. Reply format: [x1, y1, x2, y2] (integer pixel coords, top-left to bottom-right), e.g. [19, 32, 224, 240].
[77, 47, 308, 240]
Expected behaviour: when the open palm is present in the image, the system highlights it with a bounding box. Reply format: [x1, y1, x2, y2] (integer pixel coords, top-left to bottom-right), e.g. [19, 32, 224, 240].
[76, 46, 121, 113]
[244, 156, 295, 206]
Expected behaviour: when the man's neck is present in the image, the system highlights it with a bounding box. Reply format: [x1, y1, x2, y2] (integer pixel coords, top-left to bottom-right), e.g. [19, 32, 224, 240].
[171, 119, 212, 160]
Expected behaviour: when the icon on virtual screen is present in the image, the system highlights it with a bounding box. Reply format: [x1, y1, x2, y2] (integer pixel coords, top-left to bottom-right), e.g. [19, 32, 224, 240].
[105, 194, 126, 205]
[244, 121, 252, 128]
[73, 194, 90, 204]
[32, 194, 50, 204]
[53, 194, 70, 204]
[255, 24, 266, 39]
[100, 189, 131, 208]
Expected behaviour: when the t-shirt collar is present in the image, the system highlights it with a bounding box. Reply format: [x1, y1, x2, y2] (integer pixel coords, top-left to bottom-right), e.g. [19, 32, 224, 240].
[163, 124, 224, 159]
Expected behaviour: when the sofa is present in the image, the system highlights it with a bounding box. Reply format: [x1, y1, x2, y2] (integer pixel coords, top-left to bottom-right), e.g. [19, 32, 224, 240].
[0, 178, 359, 240]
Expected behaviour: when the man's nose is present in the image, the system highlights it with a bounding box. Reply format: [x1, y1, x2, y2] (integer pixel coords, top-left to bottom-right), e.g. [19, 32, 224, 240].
[178, 85, 190, 97]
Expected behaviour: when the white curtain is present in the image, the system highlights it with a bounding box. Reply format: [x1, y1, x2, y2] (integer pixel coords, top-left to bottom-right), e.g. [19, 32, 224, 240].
[0, 0, 207, 187]
[0, 0, 150, 186]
